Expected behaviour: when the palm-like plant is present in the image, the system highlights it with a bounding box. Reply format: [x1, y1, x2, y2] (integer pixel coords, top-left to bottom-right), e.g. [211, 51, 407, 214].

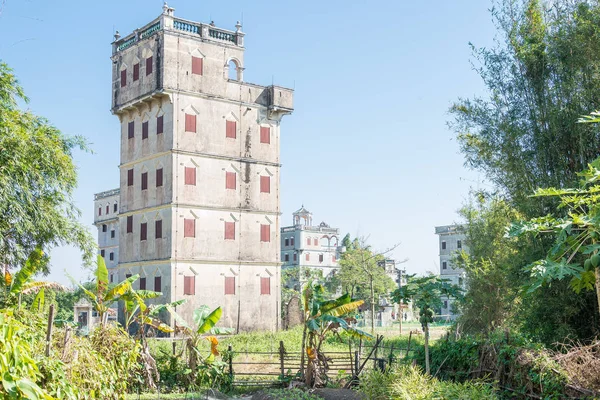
[392, 275, 463, 374]
[301, 281, 373, 387]
[71, 255, 138, 326]
[0, 247, 65, 309]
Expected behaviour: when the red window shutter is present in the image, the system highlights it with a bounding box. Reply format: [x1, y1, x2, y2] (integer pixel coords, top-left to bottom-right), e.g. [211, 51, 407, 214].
[146, 56, 153, 75]
[307, 238, 311, 246]
[184, 276, 195, 295]
[98, 207, 102, 216]
[155, 220, 162, 239]
[121, 69, 127, 87]
[261, 277, 271, 295]
[293, 253, 297, 261]
[106, 205, 109, 214]
[127, 169, 134, 186]
[126, 216, 133, 233]
[156, 168, 163, 187]
[154, 276, 161, 292]
[314, 238, 318, 246]
[226, 120, 236, 139]
[260, 224, 270, 242]
[306, 253, 310, 261]
[225, 277, 235, 295]
[319, 254, 324, 263]
[140, 222, 147, 241]
[128, 121, 134, 139]
[225, 221, 235, 240]
[260, 127, 270, 144]
[133, 63, 140, 81]
[225, 171, 236, 190]
[142, 121, 149, 139]
[139, 277, 146, 290]
[157, 116, 164, 134]
[291, 237, 295, 246]
[285, 238, 289, 246]
[114, 203, 118, 212]
[192, 56, 203, 75]
[141, 172, 148, 190]
[260, 176, 271, 193]
[185, 114, 196, 132]
[184, 167, 196, 185]
[332, 254, 336, 262]
[184, 218, 195, 238]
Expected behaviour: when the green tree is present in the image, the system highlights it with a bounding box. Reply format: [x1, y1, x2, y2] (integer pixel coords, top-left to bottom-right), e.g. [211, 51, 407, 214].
[0, 62, 94, 273]
[449, 0, 600, 214]
[392, 275, 463, 375]
[337, 236, 398, 333]
[455, 196, 531, 335]
[509, 157, 600, 321]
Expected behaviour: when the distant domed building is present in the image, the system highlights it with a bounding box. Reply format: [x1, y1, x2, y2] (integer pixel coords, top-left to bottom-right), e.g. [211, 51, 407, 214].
[280, 206, 342, 279]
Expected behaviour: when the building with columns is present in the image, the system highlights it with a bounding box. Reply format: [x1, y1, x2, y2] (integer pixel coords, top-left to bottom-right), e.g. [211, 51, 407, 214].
[280, 206, 342, 279]
[94, 3, 294, 332]
[435, 224, 467, 320]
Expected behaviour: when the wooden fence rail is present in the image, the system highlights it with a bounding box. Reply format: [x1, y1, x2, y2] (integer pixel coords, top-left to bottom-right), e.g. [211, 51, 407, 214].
[230, 336, 414, 388]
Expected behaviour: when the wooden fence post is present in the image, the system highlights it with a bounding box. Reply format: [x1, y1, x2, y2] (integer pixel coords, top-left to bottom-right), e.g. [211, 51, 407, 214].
[45, 304, 55, 357]
[279, 341, 285, 378]
[388, 343, 395, 366]
[406, 331, 413, 357]
[228, 345, 233, 381]
[354, 350, 359, 376]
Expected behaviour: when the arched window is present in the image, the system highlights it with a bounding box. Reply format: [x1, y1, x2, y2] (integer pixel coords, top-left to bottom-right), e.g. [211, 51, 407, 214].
[228, 60, 238, 80]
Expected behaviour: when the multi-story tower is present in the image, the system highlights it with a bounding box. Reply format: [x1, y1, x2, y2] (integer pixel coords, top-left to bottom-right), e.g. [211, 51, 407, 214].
[435, 224, 467, 320]
[105, 4, 294, 332]
[93, 189, 120, 276]
[280, 206, 341, 279]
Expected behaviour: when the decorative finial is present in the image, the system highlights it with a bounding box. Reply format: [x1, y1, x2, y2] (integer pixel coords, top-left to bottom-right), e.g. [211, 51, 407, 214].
[114, 31, 121, 40]
[235, 21, 242, 32]
[162, 2, 169, 15]
[210, 20, 215, 27]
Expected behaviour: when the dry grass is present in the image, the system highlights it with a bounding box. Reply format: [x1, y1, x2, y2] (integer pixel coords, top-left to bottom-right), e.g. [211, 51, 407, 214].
[553, 340, 600, 395]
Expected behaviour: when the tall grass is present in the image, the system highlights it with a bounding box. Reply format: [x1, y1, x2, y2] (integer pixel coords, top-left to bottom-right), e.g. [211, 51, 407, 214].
[358, 366, 498, 400]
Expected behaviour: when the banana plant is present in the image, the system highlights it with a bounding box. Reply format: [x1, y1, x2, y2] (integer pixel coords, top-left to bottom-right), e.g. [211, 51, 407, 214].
[70, 255, 138, 326]
[300, 281, 372, 387]
[0, 248, 65, 309]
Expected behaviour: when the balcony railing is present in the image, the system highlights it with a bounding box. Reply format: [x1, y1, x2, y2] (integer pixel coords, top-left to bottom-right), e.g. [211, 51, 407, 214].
[94, 188, 120, 201]
[113, 16, 242, 55]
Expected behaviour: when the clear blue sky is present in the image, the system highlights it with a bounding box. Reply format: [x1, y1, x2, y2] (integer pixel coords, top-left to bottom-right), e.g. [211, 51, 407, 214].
[0, 1, 495, 284]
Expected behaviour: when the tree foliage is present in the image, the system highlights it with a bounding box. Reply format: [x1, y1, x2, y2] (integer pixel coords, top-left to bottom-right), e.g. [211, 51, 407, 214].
[336, 236, 396, 305]
[0, 62, 94, 273]
[448, 0, 600, 343]
[449, 0, 600, 214]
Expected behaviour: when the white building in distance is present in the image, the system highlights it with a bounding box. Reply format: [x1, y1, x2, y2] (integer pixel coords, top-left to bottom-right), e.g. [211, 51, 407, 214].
[280, 206, 341, 279]
[93, 4, 293, 332]
[435, 224, 467, 320]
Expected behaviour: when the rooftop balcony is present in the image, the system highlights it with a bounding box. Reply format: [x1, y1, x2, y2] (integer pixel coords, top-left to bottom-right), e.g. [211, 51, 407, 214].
[112, 8, 245, 55]
[94, 188, 120, 201]
[281, 225, 340, 235]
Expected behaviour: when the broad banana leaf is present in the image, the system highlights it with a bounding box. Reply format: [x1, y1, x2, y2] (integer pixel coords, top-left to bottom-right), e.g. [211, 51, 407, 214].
[343, 325, 373, 340]
[131, 290, 162, 299]
[95, 255, 109, 296]
[104, 274, 139, 303]
[321, 300, 364, 318]
[11, 249, 44, 295]
[197, 306, 222, 334]
[209, 326, 234, 335]
[320, 293, 352, 313]
[20, 281, 66, 295]
[193, 305, 212, 327]
[150, 299, 189, 331]
[31, 288, 44, 313]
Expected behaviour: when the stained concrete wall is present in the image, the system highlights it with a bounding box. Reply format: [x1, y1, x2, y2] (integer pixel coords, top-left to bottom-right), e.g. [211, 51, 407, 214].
[107, 10, 292, 332]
